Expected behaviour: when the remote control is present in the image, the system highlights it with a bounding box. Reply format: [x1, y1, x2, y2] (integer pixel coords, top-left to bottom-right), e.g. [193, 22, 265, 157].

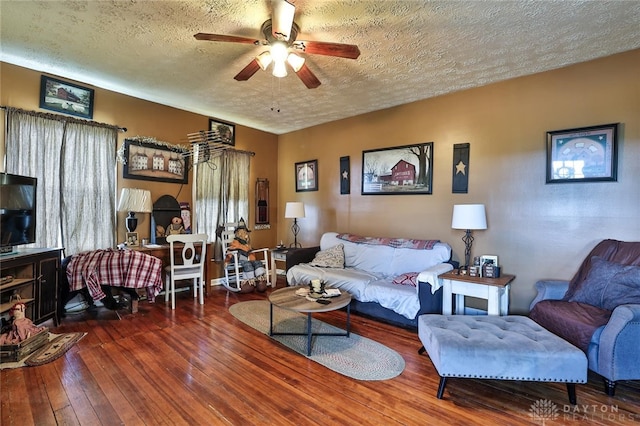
[316, 299, 331, 305]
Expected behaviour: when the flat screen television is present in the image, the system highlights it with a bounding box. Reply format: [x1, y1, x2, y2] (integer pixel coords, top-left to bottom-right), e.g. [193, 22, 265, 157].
[1, 173, 37, 254]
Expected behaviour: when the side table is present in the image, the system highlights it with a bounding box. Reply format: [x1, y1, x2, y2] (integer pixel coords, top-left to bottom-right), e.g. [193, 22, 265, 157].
[438, 272, 515, 315]
[270, 248, 289, 286]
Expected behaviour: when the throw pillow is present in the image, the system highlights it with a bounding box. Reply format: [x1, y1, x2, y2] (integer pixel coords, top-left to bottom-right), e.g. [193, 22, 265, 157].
[309, 244, 345, 268]
[568, 256, 640, 311]
[392, 272, 419, 287]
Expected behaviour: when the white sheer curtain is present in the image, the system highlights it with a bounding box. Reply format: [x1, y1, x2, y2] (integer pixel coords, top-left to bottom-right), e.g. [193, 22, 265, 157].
[5, 110, 65, 248]
[5, 108, 117, 255]
[195, 149, 251, 259]
[60, 122, 117, 253]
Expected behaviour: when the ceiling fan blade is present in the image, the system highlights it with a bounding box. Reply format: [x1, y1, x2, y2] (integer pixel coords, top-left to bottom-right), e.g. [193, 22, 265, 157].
[194, 33, 260, 45]
[294, 40, 361, 59]
[234, 59, 261, 81]
[295, 63, 321, 89]
[271, 0, 295, 41]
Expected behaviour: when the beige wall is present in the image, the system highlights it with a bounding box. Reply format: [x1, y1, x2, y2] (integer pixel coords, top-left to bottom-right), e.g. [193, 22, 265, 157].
[2, 50, 639, 312]
[0, 62, 279, 251]
[277, 49, 640, 313]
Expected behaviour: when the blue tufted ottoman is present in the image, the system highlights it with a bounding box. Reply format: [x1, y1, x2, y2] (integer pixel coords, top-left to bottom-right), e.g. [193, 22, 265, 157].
[418, 315, 587, 404]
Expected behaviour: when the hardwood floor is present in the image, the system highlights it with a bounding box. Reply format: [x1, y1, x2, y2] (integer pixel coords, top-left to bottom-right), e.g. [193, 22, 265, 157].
[2, 281, 639, 425]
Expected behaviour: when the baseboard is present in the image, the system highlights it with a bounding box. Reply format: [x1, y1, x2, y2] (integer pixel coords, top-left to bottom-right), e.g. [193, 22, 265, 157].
[211, 278, 225, 286]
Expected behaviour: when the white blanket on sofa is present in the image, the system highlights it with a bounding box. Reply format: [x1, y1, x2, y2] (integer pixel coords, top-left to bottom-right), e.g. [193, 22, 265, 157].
[286, 232, 452, 320]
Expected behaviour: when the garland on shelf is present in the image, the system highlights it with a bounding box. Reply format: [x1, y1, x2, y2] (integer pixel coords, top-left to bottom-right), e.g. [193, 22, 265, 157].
[116, 136, 189, 164]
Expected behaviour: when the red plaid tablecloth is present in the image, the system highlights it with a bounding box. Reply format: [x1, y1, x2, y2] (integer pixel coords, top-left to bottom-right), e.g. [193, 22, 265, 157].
[67, 249, 163, 302]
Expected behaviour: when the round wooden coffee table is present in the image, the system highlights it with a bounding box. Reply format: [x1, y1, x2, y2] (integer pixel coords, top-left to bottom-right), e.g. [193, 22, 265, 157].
[268, 286, 352, 356]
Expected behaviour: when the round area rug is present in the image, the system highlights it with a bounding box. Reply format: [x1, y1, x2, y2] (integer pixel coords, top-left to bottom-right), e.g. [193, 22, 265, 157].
[229, 300, 405, 381]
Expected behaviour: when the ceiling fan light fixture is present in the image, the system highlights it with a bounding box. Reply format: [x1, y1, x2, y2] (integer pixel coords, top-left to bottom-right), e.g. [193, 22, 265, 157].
[270, 42, 288, 63]
[256, 51, 273, 70]
[287, 53, 305, 72]
[272, 60, 288, 78]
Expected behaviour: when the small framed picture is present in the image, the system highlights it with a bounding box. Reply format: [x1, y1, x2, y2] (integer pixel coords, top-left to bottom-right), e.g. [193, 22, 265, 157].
[126, 232, 139, 247]
[39, 75, 95, 119]
[546, 123, 618, 183]
[209, 118, 235, 146]
[295, 159, 318, 192]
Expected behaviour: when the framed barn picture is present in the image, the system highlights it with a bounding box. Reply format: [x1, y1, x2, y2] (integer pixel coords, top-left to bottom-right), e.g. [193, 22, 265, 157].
[39, 75, 94, 119]
[362, 142, 434, 195]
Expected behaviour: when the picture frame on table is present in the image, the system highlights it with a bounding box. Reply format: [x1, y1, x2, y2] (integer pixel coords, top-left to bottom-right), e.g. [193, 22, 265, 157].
[546, 123, 618, 183]
[209, 118, 235, 146]
[362, 142, 433, 195]
[295, 159, 318, 192]
[122, 139, 189, 184]
[39, 75, 94, 119]
[126, 232, 139, 247]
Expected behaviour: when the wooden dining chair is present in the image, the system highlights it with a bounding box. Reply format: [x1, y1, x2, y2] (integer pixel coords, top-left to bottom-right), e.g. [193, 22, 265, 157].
[165, 233, 208, 309]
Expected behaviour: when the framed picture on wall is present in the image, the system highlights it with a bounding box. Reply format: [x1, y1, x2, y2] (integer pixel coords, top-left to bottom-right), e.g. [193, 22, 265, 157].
[39, 75, 94, 119]
[546, 123, 618, 183]
[122, 139, 189, 184]
[295, 159, 318, 192]
[362, 142, 434, 195]
[209, 118, 235, 146]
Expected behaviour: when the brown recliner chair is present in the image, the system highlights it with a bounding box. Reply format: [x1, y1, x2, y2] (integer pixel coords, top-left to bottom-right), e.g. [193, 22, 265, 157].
[529, 239, 640, 396]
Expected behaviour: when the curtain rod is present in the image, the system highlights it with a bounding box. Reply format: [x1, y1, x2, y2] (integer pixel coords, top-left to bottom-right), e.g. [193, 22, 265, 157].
[1, 105, 127, 132]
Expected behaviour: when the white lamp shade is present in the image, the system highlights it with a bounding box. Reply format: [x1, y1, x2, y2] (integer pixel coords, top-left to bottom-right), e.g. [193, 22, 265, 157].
[117, 188, 153, 213]
[451, 204, 487, 230]
[284, 202, 305, 219]
[287, 53, 305, 72]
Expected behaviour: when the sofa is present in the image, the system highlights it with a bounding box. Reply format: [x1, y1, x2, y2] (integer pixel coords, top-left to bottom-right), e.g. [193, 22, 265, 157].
[286, 232, 456, 328]
[529, 239, 640, 396]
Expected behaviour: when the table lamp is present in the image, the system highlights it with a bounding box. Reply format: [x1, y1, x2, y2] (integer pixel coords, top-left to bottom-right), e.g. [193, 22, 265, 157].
[451, 204, 487, 269]
[117, 188, 153, 233]
[284, 201, 305, 248]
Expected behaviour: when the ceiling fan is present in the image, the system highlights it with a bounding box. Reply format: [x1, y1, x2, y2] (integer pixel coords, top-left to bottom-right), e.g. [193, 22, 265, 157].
[194, 0, 360, 89]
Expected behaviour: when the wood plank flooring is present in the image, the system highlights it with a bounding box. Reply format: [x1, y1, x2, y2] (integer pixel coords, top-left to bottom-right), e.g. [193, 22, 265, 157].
[2, 281, 639, 425]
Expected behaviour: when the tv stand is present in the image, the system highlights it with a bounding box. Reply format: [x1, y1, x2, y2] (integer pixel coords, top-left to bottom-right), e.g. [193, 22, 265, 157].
[0, 248, 61, 326]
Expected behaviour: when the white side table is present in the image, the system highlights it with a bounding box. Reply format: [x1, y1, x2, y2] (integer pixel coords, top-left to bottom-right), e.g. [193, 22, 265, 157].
[270, 248, 289, 286]
[438, 272, 516, 316]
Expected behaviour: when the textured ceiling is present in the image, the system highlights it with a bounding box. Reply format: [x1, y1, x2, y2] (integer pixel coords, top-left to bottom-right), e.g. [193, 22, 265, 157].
[1, 0, 639, 135]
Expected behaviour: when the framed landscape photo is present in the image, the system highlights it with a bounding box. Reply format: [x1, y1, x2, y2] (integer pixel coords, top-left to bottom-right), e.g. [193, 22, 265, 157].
[123, 139, 189, 184]
[295, 159, 318, 192]
[362, 142, 434, 195]
[546, 123, 618, 183]
[39, 75, 94, 119]
[209, 118, 235, 146]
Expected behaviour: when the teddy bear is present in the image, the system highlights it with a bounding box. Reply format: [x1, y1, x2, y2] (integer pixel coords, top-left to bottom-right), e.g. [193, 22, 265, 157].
[225, 218, 267, 292]
[166, 216, 185, 236]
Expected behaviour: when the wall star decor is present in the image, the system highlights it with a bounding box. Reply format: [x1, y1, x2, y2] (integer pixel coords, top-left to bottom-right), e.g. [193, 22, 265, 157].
[340, 156, 350, 194]
[452, 143, 470, 193]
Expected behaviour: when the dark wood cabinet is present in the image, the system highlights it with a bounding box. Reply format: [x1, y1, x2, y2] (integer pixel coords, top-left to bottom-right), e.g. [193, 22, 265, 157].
[1, 248, 62, 326]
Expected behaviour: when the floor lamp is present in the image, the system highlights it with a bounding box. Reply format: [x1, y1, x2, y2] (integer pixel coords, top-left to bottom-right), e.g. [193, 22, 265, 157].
[284, 202, 305, 248]
[451, 204, 487, 270]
